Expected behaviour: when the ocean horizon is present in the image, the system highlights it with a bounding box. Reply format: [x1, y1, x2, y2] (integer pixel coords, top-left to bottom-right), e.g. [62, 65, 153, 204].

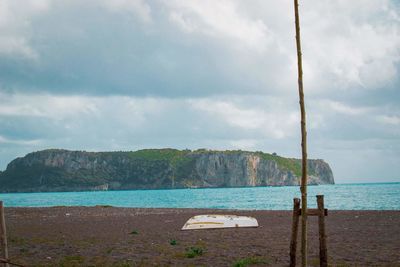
[1, 182, 399, 210]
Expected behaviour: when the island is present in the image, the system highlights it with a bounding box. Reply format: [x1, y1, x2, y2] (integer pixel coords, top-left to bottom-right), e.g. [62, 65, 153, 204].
[0, 149, 334, 192]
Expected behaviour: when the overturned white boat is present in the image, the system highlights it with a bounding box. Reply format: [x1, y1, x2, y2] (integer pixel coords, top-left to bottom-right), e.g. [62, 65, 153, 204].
[181, 214, 258, 230]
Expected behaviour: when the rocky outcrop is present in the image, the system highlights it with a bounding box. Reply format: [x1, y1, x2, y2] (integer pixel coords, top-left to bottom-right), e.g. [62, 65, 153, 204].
[0, 149, 334, 192]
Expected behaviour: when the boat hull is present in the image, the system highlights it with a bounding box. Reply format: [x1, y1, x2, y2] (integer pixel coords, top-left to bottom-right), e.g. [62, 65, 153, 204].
[181, 214, 259, 230]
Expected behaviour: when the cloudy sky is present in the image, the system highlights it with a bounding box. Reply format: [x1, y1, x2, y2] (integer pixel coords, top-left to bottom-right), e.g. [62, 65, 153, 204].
[0, 0, 399, 183]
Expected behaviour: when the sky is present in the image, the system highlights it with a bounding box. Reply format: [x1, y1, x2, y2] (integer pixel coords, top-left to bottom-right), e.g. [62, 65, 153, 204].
[0, 0, 399, 183]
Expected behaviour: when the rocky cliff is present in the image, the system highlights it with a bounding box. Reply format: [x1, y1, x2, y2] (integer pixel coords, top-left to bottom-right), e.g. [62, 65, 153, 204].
[0, 149, 334, 192]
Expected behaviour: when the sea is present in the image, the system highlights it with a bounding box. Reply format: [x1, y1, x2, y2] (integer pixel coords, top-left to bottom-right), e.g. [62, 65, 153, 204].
[0, 183, 399, 210]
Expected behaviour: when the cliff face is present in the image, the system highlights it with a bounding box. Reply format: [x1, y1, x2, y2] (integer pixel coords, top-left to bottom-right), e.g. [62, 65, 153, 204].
[0, 149, 334, 192]
[193, 152, 298, 187]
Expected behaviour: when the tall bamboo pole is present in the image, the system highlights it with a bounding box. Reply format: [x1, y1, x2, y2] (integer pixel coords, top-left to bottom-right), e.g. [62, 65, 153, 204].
[293, 0, 308, 266]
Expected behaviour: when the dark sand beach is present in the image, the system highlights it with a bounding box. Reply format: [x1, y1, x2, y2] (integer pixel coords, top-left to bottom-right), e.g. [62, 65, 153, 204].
[4, 207, 400, 266]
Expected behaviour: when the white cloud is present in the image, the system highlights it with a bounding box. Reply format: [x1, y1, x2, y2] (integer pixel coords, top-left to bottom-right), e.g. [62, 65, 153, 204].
[100, 0, 152, 23]
[163, 0, 400, 94]
[189, 98, 298, 139]
[322, 100, 372, 116]
[165, 0, 272, 51]
[0, 0, 50, 58]
[0, 36, 37, 59]
[229, 139, 259, 150]
[301, 0, 400, 91]
[169, 12, 197, 33]
[377, 115, 400, 125]
[0, 135, 41, 146]
[0, 93, 97, 119]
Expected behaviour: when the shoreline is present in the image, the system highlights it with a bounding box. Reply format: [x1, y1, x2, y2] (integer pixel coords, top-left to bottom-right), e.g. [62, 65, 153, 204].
[2, 182, 400, 194]
[4, 207, 400, 266]
[5, 205, 400, 211]
[0, 183, 329, 194]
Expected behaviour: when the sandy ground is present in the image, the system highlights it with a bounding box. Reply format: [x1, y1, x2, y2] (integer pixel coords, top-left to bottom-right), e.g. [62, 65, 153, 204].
[3, 207, 400, 266]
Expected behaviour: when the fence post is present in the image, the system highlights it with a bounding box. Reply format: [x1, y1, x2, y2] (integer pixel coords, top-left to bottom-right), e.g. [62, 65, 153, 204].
[0, 201, 9, 267]
[290, 198, 301, 267]
[317, 195, 327, 267]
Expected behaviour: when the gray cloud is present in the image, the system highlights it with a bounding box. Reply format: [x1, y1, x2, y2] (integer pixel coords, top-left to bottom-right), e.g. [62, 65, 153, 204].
[0, 0, 399, 182]
[2, 0, 397, 97]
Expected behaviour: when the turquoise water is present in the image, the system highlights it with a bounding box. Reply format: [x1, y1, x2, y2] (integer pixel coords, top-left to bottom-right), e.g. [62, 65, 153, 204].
[0, 183, 399, 210]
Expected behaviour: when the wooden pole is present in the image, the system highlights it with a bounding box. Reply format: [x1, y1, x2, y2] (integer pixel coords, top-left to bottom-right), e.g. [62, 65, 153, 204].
[0, 201, 9, 267]
[293, 0, 308, 266]
[289, 198, 301, 267]
[317, 195, 328, 267]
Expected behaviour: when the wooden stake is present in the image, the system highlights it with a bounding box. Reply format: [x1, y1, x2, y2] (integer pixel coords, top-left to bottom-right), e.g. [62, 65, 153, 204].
[289, 198, 301, 267]
[293, 0, 308, 266]
[0, 201, 9, 267]
[317, 195, 328, 267]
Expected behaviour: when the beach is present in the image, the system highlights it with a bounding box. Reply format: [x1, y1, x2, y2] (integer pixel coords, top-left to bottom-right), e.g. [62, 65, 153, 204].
[4, 207, 400, 266]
